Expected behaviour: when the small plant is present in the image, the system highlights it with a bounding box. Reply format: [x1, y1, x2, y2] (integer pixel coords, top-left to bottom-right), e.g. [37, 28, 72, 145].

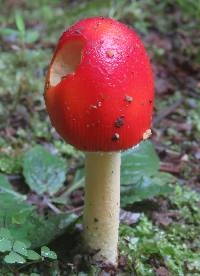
[0, 11, 39, 47]
[0, 228, 57, 265]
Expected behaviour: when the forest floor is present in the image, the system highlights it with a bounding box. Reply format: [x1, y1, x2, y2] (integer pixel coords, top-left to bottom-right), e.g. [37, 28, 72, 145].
[0, 0, 200, 275]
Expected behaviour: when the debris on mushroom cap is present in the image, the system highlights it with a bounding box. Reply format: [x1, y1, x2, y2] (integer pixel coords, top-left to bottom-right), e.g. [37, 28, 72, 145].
[106, 50, 114, 58]
[112, 133, 120, 141]
[90, 101, 102, 109]
[44, 17, 154, 152]
[115, 116, 124, 128]
[143, 129, 152, 140]
[124, 95, 133, 103]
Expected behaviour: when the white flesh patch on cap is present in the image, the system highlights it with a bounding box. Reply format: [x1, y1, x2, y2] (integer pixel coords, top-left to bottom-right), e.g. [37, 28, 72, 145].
[50, 40, 83, 86]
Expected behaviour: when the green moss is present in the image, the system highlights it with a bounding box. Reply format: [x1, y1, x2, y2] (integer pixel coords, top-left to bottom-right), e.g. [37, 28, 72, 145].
[119, 186, 200, 275]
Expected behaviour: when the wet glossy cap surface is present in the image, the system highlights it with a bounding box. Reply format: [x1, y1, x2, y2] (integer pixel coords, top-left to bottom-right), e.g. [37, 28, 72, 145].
[44, 17, 154, 151]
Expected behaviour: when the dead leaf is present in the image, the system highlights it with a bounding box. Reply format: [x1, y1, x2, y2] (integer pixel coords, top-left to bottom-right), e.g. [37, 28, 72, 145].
[120, 209, 140, 225]
[160, 162, 180, 174]
[156, 266, 170, 276]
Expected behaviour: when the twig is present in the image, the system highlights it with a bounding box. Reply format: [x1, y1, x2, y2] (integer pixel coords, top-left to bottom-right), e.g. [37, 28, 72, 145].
[43, 196, 61, 214]
[18, 260, 42, 271]
[160, 161, 180, 173]
[65, 206, 83, 214]
[61, 178, 84, 197]
[153, 99, 183, 126]
[155, 143, 180, 156]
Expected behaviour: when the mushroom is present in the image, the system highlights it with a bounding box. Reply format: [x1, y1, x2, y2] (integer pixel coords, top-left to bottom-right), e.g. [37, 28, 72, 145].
[44, 17, 154, 265]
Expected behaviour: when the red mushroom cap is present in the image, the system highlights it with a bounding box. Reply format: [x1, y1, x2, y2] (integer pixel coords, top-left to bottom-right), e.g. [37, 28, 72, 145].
[44, 17, 154, 151]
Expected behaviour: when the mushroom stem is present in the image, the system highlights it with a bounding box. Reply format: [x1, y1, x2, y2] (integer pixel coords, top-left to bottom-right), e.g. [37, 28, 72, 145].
[83, 152, 120, 265]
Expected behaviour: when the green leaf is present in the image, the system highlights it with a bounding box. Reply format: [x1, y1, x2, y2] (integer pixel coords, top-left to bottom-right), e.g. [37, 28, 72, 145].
[7, 210, 77, 249]
[0, 189, 77, 249]
[27, 250, 41, 261]
[0, 28, 17, 36]
[23, 145, 67, 195]
[121, 172, 174, 207]
[0, 238, 12, 252]
[0, 228, 12, 239]
[0, 174, 25, 199]
[15, 12, 25, 35]
[13, 241, 28, 256]
[23, 213, 78, 248]
[52, 169, 84, 204]
[121, 141, 160, 185]
[41, 246, 57, 260]
[120, 141, 174, 206]
[0, 174, 12, 190]
[4, 251, 26, 264]
[25, 30, 39, 44]
[0, 193, 34, 228]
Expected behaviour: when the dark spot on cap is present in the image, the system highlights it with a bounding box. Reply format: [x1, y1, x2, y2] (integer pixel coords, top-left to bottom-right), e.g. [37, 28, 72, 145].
[141, 101, 145, 106]
[112, 133, 120, 141]
[94, 21, 102, 30]
[94, 218, 99, 223]
[115, 116, 124, 128]
[149, 100, 153, 104]
[125, 95, 133, 103]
